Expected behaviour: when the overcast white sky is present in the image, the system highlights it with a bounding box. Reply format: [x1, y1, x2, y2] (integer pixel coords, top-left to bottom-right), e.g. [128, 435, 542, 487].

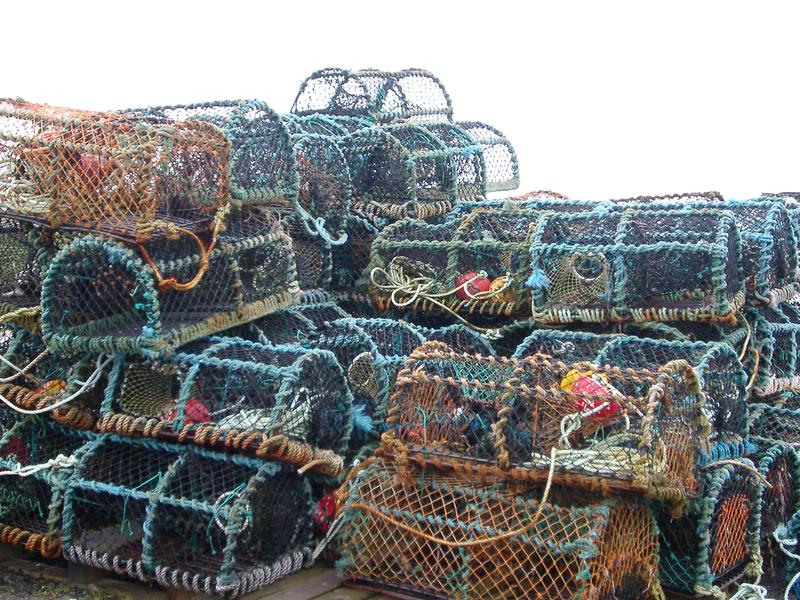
[3, 0, 798, 199]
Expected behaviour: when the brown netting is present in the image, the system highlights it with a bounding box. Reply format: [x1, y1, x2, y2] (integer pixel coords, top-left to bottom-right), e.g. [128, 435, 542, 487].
[336, 457, 662, 600]
[0, 99, 231, 243]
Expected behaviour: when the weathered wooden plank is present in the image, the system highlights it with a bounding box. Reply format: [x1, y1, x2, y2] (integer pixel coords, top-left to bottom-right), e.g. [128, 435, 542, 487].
[258, 569, 341, 600]
[2, 556, 70, 584]
[311, 584, 377, 600]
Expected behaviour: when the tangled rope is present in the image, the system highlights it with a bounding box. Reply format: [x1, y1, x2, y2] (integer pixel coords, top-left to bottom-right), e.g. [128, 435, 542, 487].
[370, 257, 510, 337]
[0, 453, 76, 477]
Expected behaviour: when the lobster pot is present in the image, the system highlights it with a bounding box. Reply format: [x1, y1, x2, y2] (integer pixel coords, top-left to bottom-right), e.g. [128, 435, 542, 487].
[415, 323, 495, 356]
[99, 338, 352, 477]
[753, 442, 800, 590]
[369, 209, 542, 319]
[514, 330, 748, 440]
[530, 209, 745, 324]
[311, 318, 427, 437]
[455, 121, 519, 192]
[0, 418, 92, 558]
[336, 458, 663, 600]
[291, 134, 351, 244]
[282, 114, 372, 137]
[657, 463, 763, 597]
[748, 404, 800, 445]
[249, 292, 350, 345]
[62, 436, 313, 597]
[387, 341, 709, 500]
[0, 99, 230, 242]
[292, 68, 453, 123]
[770, 389, 800, 410]
[331, 212, 386, 301]
[444, 192, 606, 223]
[131, 100, 296, 209]
[41, 209, 299, 354]
[619, 199, 799, 305]
[340, 123, 484, 221]
[747, 304, 800, 396]
[0, 218, 51, 329]
[287, 220, 333, 291]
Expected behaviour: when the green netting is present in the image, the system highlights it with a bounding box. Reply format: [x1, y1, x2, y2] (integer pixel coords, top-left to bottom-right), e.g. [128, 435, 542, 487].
[248, 291, 350, 346]
[292, 68, 453, 123]
[331, 211, 386, 302]
[0, 99, 231, 243]
[746, 303, 800, 397]
[513, 329, 749, 440]
[286, 220, 332, 291]
[656, 462, 763, 597]
[336, 457, 663, 600]
[62, 435, 313, 597]
[385, 340, 709, 502]
[41, 208, 300, 354]
[530, 208, 745, 324]
[97, 337, 351, 477]
[0, 417, 92, 558]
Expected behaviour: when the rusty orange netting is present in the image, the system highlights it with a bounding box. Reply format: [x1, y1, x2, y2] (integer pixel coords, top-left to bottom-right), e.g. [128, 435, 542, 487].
[0, 99, 231, 243]
[336, 457, 663, 600]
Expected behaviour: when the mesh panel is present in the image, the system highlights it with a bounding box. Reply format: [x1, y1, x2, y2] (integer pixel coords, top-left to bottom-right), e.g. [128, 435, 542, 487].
[0, 99, 230, 242]
[531, 209, 744, 323]
[286, 221, 332, 291]
[250, 297, 349, 346]
[657, 463, 762, 595]
[747, 303, 800, 397]
[0, 218, 50, 327]
[749, 404, 800, 446]
[99, 338, 351, 477]
[369, 209, 542, 319]
[62, 437, 312, 596]
[0, 418, 91, 558]
[292, 68, 453, 122]
[456, 121, 519, 193]
[41, 208, 299, 354]
[386, 341, 708, 500]
[281, 113, 372, 137]
[331, 211, 385, 300]
[337, 458, 661, 600]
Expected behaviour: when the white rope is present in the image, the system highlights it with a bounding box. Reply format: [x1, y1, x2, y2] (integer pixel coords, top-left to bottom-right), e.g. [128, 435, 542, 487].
[0, 349, 50, 385]
[308, 511, 345, 565]
[0, 453, 76, 477]
[774, 525, 800, 600]
[728, 584, 773, 600]
[0, 353, 114, 415]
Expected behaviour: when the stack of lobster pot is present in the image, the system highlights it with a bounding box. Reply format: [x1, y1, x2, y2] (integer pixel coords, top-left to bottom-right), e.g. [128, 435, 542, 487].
[337, 190, 800, 598]
[0, 97, 365, 597]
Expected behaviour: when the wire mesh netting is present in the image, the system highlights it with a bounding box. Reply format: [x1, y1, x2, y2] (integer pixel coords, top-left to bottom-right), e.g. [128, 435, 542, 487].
[339, 123, 486, 221]
[0, 417, 93, 558]
[384, 341, 709, 501]
[41, 208, 300, 354]
[292, 68, 453, 123]
[368, 208, 543, 319]
[530, 208, 745, 324]
[0, 99, 231, 243]
[98, 337, 352, 477]
[336, 457, 662, 600]
[513, 330, 749, 441]
[746, 303, 800, 397]
[62, 435, 313, 596]
[656, 462, 763, 597]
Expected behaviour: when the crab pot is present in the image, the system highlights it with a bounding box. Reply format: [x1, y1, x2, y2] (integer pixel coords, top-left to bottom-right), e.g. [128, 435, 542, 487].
[455, 121, 519, 192]
[331, 212, 385, 300]
[292, 68, 453, 123]
[249, 292, 350, 345]
[286, 220, 333, 291]
[617, 199, 799, 305]
[444, 193, 607, 223]
[514, 330, 748, 441]
[62, 436, 313, 597]
[770, 389, 800, 410]
[130, 100, 296, 210]
[0, 99, 230, 243]
[0, 418, 92, 558]
[753, 442, 800, 590]
[748, 404, 800, 446]
[530, 208, 745, 324]
[386, 341, 709, 501]
[98, 337, 352, 477]
[414, 323, 495, 357]
[746, 304, 800, 397]
[336, 457, 663, 600]
[340, 123, 485, 221]
[657, 462, 763, 597]
[282, 113, 372, 137]
[368, 208, 543, 318]
[41, 208, 299, 354]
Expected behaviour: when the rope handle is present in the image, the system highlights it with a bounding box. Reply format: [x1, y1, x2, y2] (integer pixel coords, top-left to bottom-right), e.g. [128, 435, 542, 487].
[138, 203, 230, 293]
